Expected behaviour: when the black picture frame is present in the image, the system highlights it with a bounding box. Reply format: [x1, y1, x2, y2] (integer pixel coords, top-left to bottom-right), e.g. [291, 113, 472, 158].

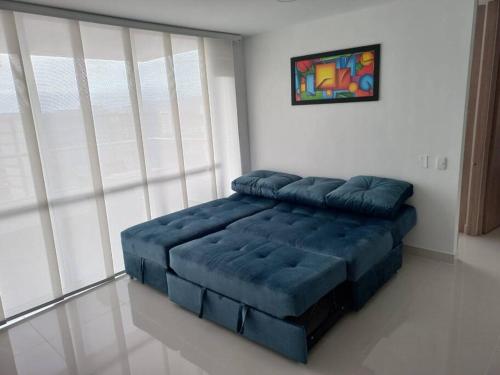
[290, 44, 381, 105]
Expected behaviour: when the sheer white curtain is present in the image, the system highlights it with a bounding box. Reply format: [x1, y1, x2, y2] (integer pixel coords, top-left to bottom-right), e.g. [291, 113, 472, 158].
[0, 10, 241, 321]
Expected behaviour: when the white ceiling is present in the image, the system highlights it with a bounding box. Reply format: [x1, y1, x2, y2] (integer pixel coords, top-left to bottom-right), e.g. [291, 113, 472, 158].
[21, 0, 396, 36]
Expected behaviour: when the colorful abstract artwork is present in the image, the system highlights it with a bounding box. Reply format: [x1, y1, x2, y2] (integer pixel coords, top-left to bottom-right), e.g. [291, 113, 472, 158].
[291, 44, 380, 105]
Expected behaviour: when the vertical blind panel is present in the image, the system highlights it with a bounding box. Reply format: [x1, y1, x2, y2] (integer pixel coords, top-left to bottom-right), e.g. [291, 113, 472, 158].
[171, 34, 214, 206]
[18, 13, 107, 293]
[130, 29, 185, 218]
[79, 22, 148, 271]
[0, 14, 56, 316]
[0, 10, 241, 321]
[204, 38, 242, 197]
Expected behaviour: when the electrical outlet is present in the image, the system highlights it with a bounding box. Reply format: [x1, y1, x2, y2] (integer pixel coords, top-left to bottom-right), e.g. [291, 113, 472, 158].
[436, 156, 447, 170]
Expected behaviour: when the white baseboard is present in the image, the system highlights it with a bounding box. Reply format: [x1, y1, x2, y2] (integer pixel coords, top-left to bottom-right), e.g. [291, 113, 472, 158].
[404, 245, 455, 263]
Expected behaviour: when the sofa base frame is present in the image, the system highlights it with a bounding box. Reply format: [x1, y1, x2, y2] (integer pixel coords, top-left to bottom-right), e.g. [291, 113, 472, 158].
[123, 243, 403, 363]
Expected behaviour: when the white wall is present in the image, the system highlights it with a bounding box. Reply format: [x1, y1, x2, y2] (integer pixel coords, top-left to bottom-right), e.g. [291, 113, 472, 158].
[243, 0, 475, 254]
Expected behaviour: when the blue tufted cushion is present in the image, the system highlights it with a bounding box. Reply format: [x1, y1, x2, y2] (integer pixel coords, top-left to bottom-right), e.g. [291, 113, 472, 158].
[169, 230, 346, 318]
[227, 201, 415, 281]
[325, 176, 413, 218]
[121, 194, 276, 268]
[231, 170, 301, 199]
[276, 176, 345, 207]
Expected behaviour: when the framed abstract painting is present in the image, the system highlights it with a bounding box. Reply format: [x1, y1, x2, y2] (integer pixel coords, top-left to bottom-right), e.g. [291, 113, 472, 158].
[291, 44, 380, 105]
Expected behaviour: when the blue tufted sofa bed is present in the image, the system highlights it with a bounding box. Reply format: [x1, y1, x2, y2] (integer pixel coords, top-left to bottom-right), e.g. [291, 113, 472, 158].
[121, 170, 416, 363]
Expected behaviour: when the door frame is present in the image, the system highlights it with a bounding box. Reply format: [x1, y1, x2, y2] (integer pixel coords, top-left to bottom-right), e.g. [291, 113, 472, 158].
[460, 0, 500, 235]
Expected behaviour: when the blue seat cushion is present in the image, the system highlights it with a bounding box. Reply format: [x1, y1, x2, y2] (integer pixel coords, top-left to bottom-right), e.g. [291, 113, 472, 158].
[228, 202, 404, 281]
[277, 177, 345, 207]
[325, 176, 413, 218]
[169, 230, 346, 318]
[231, 170, 301, 199]
[121, 194, 276, 268]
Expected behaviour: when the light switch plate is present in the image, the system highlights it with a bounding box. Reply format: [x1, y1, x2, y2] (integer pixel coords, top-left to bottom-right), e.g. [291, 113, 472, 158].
[419, 154, 429, 168]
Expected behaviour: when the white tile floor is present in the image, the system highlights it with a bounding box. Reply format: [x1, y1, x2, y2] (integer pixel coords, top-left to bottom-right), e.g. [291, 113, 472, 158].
[1, 228, 500, 375]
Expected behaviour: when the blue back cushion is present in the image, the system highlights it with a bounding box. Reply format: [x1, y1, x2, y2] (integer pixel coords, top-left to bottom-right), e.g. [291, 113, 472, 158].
[325, 176, 413, 218]
[277, 177, 345, 207]
[231, 170, 301, 199]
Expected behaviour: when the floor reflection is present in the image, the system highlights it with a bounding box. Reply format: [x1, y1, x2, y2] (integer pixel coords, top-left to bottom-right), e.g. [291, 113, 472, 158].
[1, 228, 500, 375]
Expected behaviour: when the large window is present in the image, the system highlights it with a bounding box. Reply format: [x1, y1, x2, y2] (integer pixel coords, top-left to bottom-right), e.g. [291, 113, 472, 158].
[0, 10, 241, 321]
